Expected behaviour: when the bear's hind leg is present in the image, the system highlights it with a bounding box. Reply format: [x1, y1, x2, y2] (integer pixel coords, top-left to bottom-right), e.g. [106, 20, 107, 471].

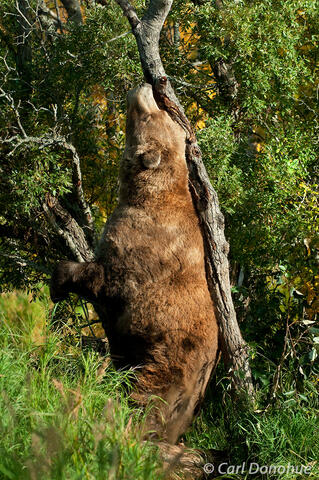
[131, 358, 215, 445]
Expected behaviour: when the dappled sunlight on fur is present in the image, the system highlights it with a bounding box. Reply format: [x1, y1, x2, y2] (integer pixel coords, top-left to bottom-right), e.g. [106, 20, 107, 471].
[50, 83, 219, 446]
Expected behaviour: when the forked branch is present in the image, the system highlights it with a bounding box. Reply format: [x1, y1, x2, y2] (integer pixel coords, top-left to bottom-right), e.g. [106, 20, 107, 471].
[0, 85, 96, 255]
[114, 0, 179, 104]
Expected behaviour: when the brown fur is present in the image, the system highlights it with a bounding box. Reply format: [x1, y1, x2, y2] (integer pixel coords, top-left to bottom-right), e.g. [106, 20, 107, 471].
[50, 84, 218, 444]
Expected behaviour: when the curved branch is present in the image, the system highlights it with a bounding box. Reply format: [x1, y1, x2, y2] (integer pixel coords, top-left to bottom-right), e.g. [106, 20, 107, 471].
[43, 194, 94, 262]
[63, 138, 96, 244]
[1, 125, 96, 245]
[114, 0, 179, 105]
[114, 0, 140, 29]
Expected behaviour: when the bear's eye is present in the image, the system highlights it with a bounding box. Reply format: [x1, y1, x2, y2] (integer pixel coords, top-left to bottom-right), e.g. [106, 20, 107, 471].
[140, 151, 161, 169]
[141, 113, 152, 123]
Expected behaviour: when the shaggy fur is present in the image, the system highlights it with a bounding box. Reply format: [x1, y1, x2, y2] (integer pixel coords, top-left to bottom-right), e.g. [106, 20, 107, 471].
[50, 84, 219, 444]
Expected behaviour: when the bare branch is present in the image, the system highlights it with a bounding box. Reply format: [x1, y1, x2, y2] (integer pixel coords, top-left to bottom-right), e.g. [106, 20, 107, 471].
[114, 0, 140, 29]
[16, 0, 33, 30]
[67, 139, 96, 243]
[4, 131, 96, 241]
[107, 30, 130, 43]
[0, 251, 51, 275]
[114, 0, 180, 106]
[43, 194, 94, 262]
[53, 0, 64, 32]
[0, 86, 28, 137]
[0, 89, 96, 250]
[16, 0, 33, 97]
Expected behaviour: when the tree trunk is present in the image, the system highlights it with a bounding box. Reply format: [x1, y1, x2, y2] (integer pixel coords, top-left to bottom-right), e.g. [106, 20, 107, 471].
[114, 0, 254, 399]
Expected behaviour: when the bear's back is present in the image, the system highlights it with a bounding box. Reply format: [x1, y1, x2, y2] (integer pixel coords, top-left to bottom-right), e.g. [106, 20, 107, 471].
[97, 197, 214, 329]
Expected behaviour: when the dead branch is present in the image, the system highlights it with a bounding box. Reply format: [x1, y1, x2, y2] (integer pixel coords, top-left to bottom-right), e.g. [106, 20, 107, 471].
[0, 251, 51, 275]
[37, 0, 62, 34]
[43, 194, 94, 262]
[0, 83, 96, 245]
[0, 80, 96, 258]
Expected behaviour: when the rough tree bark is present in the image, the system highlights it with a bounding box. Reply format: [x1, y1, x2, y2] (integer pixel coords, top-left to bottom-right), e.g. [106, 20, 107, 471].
[43, 193, 94, 263]
[113, 0, 254, 398]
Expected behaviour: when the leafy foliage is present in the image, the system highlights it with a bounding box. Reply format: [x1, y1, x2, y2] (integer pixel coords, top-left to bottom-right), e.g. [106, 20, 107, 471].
[0, 0, 142, 289]
[0, 1, 318, 471]
[163, 0, 319, 397]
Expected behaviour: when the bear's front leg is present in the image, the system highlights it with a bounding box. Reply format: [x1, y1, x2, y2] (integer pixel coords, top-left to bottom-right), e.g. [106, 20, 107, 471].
[50, 260, 105, 303]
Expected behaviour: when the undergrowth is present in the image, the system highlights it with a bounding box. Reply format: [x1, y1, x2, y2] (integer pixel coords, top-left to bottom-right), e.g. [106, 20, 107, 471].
[0, 290, 163, 480]
[0, 290, 318, 480]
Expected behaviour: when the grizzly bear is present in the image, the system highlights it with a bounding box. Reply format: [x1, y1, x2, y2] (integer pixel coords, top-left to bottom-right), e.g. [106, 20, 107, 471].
[50, 83, 219, 444]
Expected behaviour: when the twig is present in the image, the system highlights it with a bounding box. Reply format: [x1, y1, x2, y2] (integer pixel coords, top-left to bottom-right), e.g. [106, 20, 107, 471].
[107, 31, 130, 43]
[80, 298, 97, 337]
[0, 251, 51, 275]
[54, 0, 64, 32]
[0, 87, 27, 137]
[79, 319, 102, 329]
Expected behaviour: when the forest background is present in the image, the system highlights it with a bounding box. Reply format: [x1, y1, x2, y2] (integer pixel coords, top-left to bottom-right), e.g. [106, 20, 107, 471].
[0, 0, 318, 478]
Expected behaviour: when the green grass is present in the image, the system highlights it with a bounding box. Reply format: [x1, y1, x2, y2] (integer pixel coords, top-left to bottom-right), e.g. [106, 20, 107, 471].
[187, 397, 319, 479]
[0, 291, 163, 480]
[186, 372, 319, 479]
[0, 290, 318, 480]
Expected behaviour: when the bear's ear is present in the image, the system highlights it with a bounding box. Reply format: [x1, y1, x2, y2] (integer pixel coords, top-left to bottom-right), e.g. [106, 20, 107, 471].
[140, 150, 161, 169]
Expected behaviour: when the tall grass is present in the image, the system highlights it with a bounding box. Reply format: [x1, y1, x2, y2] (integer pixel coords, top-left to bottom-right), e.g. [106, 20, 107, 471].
[0, 290, 318, 479]
[186, 370, 319, 479]
[0, 291, 163, 480]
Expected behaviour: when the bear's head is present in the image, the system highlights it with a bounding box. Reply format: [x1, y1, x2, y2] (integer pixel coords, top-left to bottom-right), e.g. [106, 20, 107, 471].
[119, 83, 188, 205]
